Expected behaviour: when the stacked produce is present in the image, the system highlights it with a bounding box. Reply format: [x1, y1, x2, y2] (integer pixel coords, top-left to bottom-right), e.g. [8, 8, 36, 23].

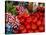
[5, 2, 45, 34]
[16, 7, 45, 33]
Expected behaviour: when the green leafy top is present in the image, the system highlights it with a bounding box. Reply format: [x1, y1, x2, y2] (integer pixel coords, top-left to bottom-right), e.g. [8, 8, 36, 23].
[5, 2, 17, 15]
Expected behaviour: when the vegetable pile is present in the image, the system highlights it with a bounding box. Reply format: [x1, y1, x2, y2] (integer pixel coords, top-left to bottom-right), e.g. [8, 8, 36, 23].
[5, 2, 45, 34]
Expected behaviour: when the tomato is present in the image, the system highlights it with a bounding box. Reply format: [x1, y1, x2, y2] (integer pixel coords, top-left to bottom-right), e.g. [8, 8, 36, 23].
[37, 20, 41, 26]
[21, 28, 27, 33]
[31, 24, 37, 30]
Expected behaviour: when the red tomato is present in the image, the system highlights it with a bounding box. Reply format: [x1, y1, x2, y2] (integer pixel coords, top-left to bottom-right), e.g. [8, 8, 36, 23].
[26, 24, 31, 29]
[31, 24, 37, 30]
[21, 28, 27, 33]
[39, 26, 44, 32]
[37, 20, 42, 26]
[19, 25, 25, 30]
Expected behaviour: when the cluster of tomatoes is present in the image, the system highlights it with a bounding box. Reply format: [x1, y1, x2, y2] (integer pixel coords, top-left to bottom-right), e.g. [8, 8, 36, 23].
[12, 6, 45, 33]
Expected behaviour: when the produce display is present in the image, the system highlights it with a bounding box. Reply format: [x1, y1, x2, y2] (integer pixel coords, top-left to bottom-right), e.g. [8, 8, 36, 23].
[5, 1, 45, 34]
